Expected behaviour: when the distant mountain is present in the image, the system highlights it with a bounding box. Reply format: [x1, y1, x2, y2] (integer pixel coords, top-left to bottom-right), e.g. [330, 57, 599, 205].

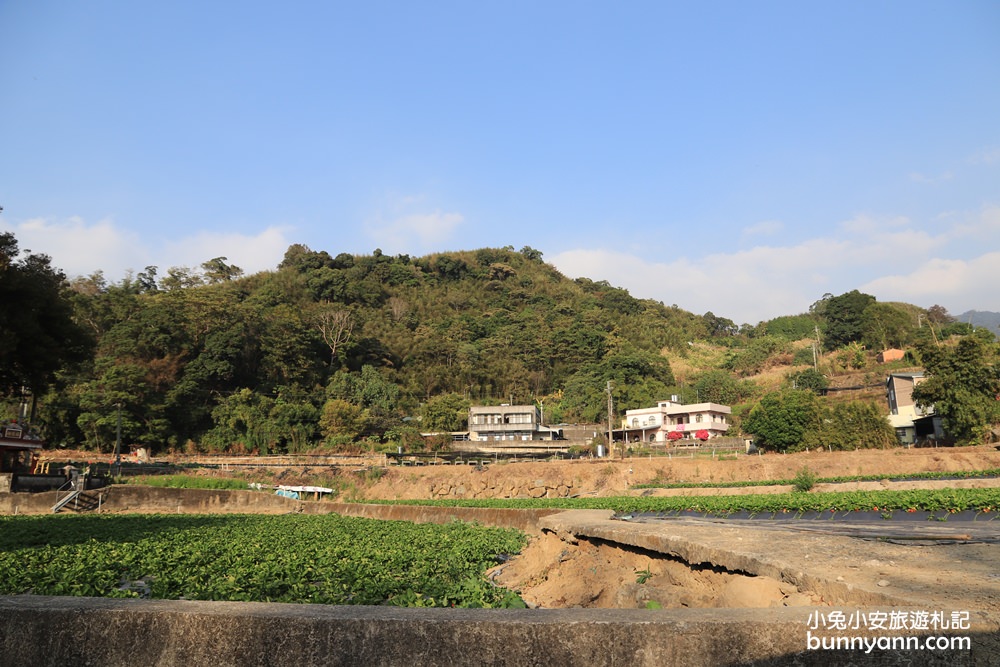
[958, 310, 1000, 336]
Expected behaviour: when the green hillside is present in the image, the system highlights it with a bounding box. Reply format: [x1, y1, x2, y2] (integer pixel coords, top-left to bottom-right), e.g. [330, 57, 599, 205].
[2, 236, 995, 454]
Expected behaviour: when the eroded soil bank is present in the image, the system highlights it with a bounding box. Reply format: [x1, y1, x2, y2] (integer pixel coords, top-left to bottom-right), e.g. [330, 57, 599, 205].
[488, 530, 824, 610]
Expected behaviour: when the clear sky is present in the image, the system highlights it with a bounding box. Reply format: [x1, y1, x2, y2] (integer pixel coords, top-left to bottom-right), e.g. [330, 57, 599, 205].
[2, 1, 998, 324]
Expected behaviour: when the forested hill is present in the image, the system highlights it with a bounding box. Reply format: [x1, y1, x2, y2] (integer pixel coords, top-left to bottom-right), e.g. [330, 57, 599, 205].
[5, 240, 987, 454]
[36, 245, 711, 453]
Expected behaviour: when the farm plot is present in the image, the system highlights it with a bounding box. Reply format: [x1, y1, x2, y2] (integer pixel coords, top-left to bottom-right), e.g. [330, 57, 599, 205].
[373, 487, 1000, 517]
[0, 514, 527, 608]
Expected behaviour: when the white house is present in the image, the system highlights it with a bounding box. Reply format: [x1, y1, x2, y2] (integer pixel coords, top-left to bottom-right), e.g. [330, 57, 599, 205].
[617, 399, 731, 443]
[467, 404, 562, 442]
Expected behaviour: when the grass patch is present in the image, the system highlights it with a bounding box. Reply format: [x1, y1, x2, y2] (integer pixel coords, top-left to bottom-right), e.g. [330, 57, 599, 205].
[120, 474, 250, 490]
[358, 487, 1000, 516]
[632, 467, 1000, 490]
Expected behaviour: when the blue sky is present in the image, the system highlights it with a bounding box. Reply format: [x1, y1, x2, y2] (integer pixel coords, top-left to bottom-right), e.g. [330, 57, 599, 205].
[2, 1, 998, 323]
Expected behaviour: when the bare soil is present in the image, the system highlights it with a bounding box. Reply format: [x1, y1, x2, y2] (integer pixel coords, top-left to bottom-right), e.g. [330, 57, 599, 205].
[486, 530, 826, 610]
[363, 445, 1000, 611]
[361, 445, 1000, 500]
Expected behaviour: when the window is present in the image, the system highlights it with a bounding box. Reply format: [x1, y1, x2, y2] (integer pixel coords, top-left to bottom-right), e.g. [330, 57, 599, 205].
[632, 417, 639, 427]
[695, 414, 703, 423]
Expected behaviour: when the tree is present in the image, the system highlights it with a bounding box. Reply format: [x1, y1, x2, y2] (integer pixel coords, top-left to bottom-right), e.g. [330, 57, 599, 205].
[788, 368, 828, 394]
[421, 393, 470, 432]
[925, 304, 953, 325]
[327, 365, 401, 412]
[268, 386, 320, 453]
[742, 389, 822, 452]
[703, 312, 738, 338]
[0, 232, 93, 396]
[558, 349, 674, 423]
[313, 302, 354, 366]
[693, 370, 757, 405]
[202, 388, 277, 454]
[201, 257, 244, 283]
[519, 246, 544, 262]
[912, 335, 1000, 444]
[765, 314, 820, 341]
[160, 266, 203, 290]
[861, 302, 913, 351]
[822, 290, 876, 350]
[319, 398, 366, 444]
[805, 401, 896, 451]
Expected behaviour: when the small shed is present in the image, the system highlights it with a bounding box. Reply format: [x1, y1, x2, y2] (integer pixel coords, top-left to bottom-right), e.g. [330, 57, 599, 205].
[877, 349, 905, 363]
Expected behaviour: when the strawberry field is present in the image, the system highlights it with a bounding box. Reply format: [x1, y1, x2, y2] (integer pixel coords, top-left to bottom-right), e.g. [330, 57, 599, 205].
[0, 514, 527, 607]
[374, 487, 1000, 517]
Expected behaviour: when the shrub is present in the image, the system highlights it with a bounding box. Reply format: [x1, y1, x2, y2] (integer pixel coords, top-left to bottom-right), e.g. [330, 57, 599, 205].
[792, 466, 817, 493]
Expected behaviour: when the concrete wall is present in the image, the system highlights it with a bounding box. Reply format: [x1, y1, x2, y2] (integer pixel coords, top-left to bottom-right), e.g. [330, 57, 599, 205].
[0, 486, 303, 515]
[0, 487, 559, 532]
[0, 596, 993, 666]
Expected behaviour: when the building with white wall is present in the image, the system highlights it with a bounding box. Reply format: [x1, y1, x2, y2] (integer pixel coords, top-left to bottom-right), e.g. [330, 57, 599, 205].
[617, 399, 731, 443]
[467, 404, 562, 442]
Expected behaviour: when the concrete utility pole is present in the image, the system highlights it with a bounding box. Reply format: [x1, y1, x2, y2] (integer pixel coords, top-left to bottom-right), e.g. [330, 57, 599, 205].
[814, 326, 822, 371]
[606, 381, 614, 457]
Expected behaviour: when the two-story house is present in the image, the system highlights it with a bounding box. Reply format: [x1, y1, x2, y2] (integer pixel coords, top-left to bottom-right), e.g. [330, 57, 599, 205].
[617, 398, 731, 444]
[467, 404, 562, 442]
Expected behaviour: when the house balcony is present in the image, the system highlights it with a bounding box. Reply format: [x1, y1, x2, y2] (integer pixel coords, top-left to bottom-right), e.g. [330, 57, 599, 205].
[469, 422, 538, 434]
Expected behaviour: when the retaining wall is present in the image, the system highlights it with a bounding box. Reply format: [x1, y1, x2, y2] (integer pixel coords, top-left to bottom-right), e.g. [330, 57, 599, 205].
[0, 486, 302, 515]
[0, 596, 993, 666]
[0, 487, 560, 531]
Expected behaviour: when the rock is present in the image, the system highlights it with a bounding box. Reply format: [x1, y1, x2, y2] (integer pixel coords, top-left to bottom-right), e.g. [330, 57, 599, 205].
[876, 580, 890, 588]
[778, 582, 799, 595]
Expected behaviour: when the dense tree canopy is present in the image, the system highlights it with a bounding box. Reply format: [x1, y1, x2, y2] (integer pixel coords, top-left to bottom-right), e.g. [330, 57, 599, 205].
[820, 290, 876, 350]
[912, 335, 1000, 445]
[0, 233, 92, 395]
[15, 244, 715, 453]
[742, 389, 821, 452]
[9, 236, 990, 456]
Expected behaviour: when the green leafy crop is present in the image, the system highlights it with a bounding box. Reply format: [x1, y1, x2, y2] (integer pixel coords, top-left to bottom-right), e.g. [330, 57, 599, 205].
[0, 514, 526, 608]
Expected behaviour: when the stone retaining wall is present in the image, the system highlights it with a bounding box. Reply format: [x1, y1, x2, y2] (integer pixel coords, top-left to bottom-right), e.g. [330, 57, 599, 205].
[429, 476, 575, 499]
